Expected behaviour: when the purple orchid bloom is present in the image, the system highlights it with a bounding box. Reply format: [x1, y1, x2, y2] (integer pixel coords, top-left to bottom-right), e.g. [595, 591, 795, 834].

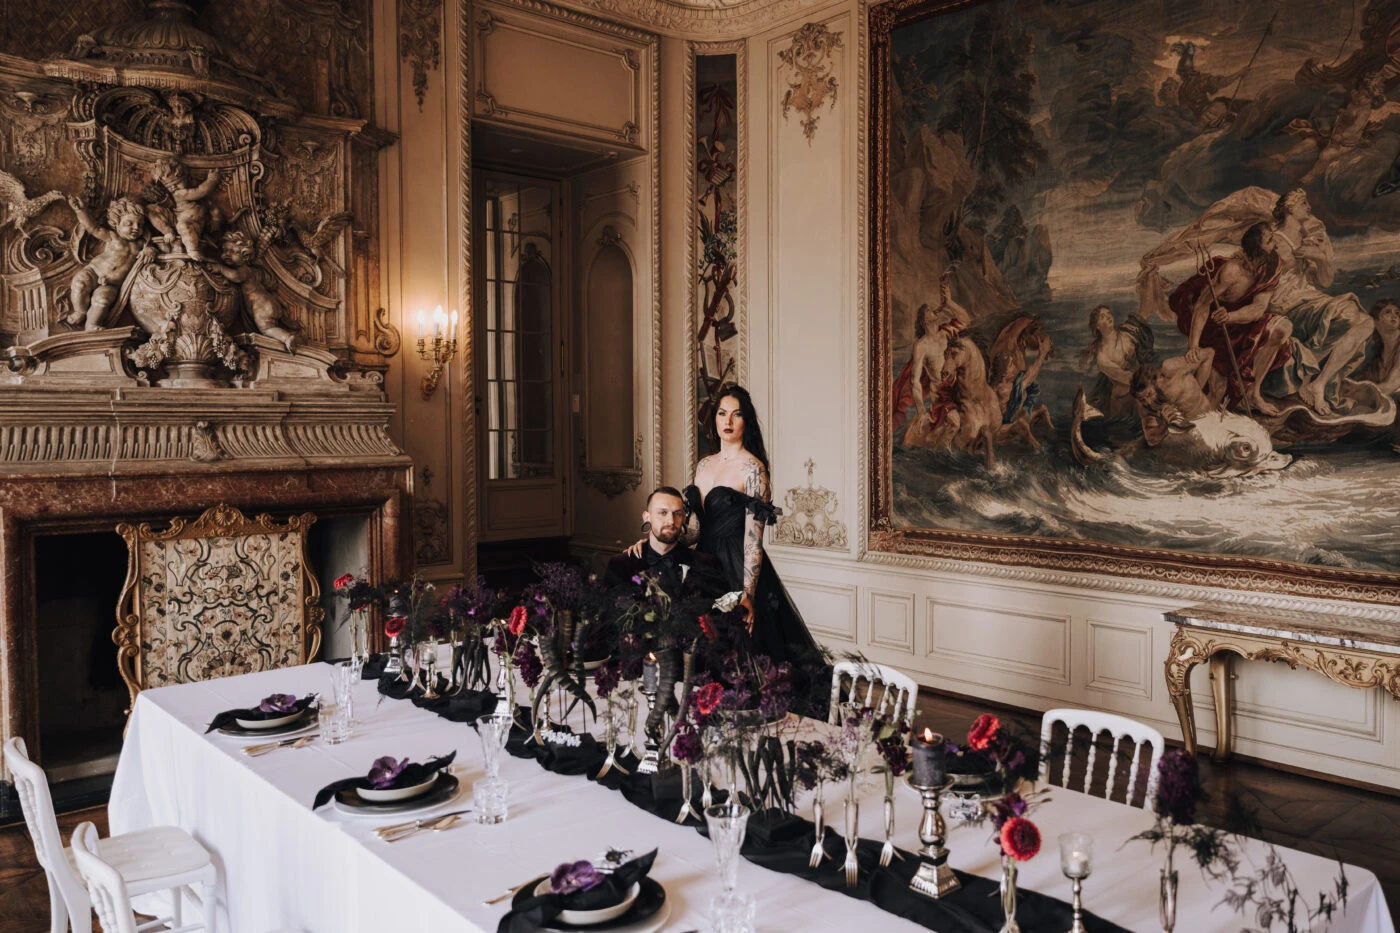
[367, 756, 410, 789]
[549, 860, 605, 895]
[258, 693, 299, 714]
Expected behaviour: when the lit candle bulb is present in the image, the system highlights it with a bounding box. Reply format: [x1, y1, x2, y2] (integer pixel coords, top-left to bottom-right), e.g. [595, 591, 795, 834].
[450, 308, 458, 333]
[641, 652, 658, 692]
[417, 309, 425, 340]
[434, 304, 444, 337]
[911, 727, 946, 787]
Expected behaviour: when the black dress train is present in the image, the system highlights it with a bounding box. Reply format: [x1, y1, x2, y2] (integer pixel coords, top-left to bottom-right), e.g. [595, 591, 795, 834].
[685, 484, 822, 667]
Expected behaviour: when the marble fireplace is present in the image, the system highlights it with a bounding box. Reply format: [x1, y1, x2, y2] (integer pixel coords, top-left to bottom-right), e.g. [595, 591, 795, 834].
[0, 0, 412, 797]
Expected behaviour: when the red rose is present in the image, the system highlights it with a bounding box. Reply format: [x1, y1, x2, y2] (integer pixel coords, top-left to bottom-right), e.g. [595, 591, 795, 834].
[968, 713, 1001, 751]
[694, 681, 724, 716]
[334, 573, 355, 590]
[384, 616, 406, 638]
[699, 614, 717, 642]
[508, 605, 528, 636]
[999, 816, 1040, 861]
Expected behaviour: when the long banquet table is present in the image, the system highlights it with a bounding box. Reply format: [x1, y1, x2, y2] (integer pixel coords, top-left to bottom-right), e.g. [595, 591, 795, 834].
[108, 664, 1395, 933]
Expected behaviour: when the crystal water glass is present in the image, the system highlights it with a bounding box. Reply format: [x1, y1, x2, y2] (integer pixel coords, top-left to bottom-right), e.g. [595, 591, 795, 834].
[317, 699, 351, 744]
[1058, 832, 1093, 933]
[705, 802, 749, 891]
[474, 777, 509, 824]
[705, 802, 756, 933]
[331, 660, 358, 726]
[477, 711, 513, 780]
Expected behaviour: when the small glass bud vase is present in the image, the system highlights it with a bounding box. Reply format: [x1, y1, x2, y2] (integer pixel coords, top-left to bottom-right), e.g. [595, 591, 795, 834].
[1160, 868, 1178, 932]
[998, 853, 1021, 933]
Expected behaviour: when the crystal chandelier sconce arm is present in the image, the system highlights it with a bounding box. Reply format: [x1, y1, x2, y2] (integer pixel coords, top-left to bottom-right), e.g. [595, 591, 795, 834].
[416, 305, 459, 400]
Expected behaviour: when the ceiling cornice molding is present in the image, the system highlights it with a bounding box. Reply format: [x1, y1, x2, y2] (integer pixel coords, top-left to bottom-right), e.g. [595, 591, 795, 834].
[543, 0, 840, 38]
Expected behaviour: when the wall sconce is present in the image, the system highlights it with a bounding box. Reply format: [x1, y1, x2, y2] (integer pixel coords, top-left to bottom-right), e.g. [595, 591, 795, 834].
[416, 304, 458, 400]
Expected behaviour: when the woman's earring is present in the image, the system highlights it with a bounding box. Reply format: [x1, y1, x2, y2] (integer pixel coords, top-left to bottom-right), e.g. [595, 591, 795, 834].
[640, 521, 651, 534]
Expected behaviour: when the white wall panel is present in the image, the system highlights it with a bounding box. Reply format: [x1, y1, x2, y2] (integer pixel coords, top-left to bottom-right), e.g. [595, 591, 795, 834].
[868, 589, 914, 655]
[1086, 619, 1152, 701]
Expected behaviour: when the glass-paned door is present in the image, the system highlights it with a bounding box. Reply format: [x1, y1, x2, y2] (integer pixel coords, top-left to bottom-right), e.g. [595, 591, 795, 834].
[475, 172, 569, 540]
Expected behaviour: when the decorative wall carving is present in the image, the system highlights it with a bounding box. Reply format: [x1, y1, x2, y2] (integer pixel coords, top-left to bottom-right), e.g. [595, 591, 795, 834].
[0, 0, 394, 377]
[579, 434, 643, 498]
[114, 503, 323, 710]
[774, 458, 847, 549]
[777, 22, 843, 144]
[400, 0, 443, 110]
[415, 497, 451, 563]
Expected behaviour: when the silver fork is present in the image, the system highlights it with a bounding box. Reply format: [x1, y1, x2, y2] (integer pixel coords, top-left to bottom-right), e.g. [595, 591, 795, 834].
[483, 879, 534, 906]
[808, 797, 828, 869]
[242, 733, 317, 757]
[374, 808, 472, 839]
[843, 799, 860, 887]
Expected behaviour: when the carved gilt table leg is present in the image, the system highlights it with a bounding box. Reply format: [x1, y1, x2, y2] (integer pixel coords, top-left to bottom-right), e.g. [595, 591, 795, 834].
[1209, 652, 1236, 762]
[1165, 626, 1203, 757]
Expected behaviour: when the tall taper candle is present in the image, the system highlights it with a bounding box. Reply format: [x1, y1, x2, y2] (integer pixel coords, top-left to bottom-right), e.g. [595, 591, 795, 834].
[642, 652, 658, 692]
[911, 727, 946, 787]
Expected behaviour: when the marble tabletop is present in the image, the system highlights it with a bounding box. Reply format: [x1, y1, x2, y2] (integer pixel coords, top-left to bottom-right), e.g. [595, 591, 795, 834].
[1164, 602, 1400, 653]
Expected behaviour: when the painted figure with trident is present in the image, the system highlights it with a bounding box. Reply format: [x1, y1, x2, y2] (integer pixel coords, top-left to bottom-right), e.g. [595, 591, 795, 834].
[1163, 221, 1294, 416]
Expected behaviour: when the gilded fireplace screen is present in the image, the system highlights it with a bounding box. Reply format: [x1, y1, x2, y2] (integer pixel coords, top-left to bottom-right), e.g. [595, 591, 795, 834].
[114, 503, 323, 709]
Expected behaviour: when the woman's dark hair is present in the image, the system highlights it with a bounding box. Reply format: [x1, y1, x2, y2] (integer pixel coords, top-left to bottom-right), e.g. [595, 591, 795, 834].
[708, 383, 770, 473]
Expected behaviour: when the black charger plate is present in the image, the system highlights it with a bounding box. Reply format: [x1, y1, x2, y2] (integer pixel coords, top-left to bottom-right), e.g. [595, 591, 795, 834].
[510, 876, 667, 931]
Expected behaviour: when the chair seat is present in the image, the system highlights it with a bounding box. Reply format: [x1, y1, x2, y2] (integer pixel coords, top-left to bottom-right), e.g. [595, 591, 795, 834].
[65, 825, 212, 887]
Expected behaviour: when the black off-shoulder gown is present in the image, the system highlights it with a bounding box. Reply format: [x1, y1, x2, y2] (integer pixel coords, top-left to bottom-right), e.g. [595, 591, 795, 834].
[685, 484, 822, 666]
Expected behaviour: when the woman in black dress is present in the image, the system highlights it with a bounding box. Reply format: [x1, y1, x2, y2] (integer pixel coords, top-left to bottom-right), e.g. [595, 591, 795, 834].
[633, 385, 821, 666]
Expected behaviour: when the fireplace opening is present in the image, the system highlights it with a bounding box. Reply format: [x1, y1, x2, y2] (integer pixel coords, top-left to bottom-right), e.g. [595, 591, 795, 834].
[35, 531, 130, 783]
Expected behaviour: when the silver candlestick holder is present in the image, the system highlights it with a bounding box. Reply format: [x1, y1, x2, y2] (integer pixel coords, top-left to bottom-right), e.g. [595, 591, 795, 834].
[636, 681, 661, 774]
[908, 777, 960, 899]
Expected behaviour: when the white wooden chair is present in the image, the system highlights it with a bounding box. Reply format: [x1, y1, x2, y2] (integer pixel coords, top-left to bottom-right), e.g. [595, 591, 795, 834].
[3, 738, 220, 933]
[828, 661, 918, 726]
[1039, 708, 1164, 808]
[71, 822, 304, 933]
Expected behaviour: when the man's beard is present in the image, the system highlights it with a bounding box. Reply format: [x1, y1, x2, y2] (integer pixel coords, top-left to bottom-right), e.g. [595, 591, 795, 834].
[652, 525, 681, 545]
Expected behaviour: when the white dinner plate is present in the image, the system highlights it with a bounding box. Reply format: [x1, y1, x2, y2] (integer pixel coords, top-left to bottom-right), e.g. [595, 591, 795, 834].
[532, 880, 639, 926]
[234, 710, 304, 730]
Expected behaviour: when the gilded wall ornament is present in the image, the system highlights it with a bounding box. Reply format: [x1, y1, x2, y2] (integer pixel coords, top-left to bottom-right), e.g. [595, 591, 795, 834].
[400, 0, 443, 110]
[774, 458, 848, 549]
[777, 22, 843, 144]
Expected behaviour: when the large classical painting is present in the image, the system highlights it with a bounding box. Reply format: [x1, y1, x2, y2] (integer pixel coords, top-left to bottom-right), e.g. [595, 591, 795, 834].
[869, 0, 1400, 603]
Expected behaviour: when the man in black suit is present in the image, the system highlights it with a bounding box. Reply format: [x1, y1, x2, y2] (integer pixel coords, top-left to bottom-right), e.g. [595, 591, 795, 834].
[604, 486, 718, 597]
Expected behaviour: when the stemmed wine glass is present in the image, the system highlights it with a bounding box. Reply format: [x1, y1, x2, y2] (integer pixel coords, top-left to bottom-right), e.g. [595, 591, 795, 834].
[1058, 832, 1093, 933]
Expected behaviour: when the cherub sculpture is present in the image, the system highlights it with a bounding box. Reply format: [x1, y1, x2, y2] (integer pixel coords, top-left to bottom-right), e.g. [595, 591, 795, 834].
[64, 196, 153, 331]
[145, 158, 220, 260]
[209, 230, 300, 351]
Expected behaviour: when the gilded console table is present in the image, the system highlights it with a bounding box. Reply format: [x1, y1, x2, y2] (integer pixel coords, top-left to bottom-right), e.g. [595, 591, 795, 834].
[1164, 603, 1400, 762]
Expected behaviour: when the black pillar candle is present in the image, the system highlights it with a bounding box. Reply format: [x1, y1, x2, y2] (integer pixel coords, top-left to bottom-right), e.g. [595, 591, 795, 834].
[911, 727, 946, 787]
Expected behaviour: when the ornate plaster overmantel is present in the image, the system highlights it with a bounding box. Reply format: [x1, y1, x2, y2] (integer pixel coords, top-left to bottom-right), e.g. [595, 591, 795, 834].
[545, 0, 839, 38]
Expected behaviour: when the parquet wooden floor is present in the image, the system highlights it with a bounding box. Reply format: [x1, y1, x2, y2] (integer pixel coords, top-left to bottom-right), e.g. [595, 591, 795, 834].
[1, 691, 1396, 929]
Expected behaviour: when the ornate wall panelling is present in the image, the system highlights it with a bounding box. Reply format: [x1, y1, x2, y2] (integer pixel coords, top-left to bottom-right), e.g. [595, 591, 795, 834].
[473, 0, 652, 154]
[773, 457, 847, 549]
[683, 41, 746, 467]
[545, 0, 841, 40]
[400, 0, 444, 111]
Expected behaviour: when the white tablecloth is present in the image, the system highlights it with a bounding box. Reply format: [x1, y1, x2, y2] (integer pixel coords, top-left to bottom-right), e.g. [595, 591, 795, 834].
[108, 664, 1394, 933]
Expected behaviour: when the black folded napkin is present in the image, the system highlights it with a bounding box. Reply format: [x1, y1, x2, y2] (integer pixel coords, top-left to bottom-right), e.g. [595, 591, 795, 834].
[424, 688, 499, 722]
[311, 750, 457, 810]
[497, 849, 657, 933]
[205, 694, 315, 733]
[713, 812, 1130, 933]
[360, 653, 387, 679]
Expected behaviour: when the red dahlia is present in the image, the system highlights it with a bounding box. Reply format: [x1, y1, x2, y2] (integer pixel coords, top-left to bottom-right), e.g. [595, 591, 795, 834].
[999, 816, 1041, 861]
[967, 713, 1001, 751]
[694, 681, 724, 716]
[384, 616, 406, 638]
[334, 573, 355, 590]
[508, 605, 529, 636]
